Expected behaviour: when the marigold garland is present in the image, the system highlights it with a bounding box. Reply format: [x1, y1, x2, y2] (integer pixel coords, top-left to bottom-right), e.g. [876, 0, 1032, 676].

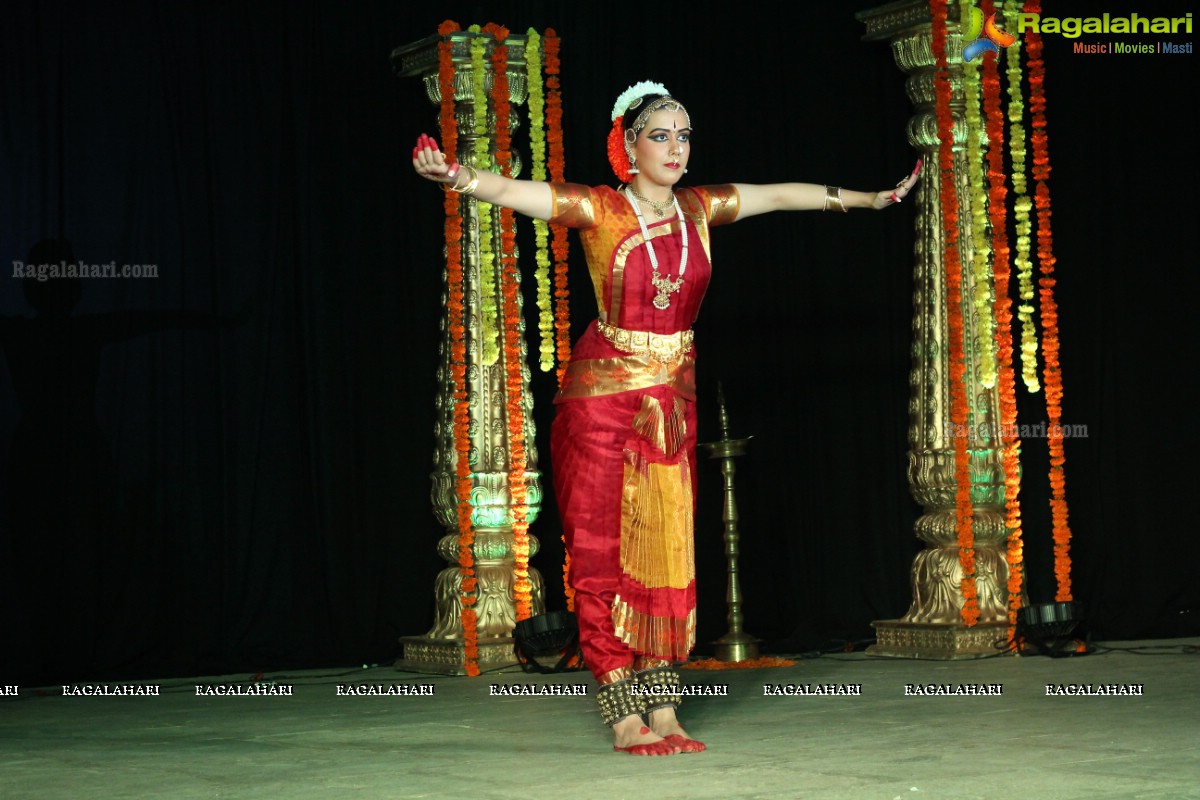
[482, 23, 533, 621]
[543, 28, 574, 610]
[544, 30, 571, 382]
[1003, 0, 1040, 393]
[961, 0, 997, 390]
[932, 0, 978, 626]
[468, 26, 500, 367]
[438, 19, 480, 676]
[680, 656, 797, 671]
[499, 206, 533, 621]
[485, 23, 513, 177]
[1023, 0, 1073, 602]
[607, 118, 633, 184]
[525, 30, 555, 374]
[437, 21, 459, 165]
[983, 0, 1024, 644]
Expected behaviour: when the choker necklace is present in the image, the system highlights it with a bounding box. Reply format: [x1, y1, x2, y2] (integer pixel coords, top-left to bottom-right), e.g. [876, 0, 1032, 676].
[628, 186, 675, 219]
[624, 187, 688, 310]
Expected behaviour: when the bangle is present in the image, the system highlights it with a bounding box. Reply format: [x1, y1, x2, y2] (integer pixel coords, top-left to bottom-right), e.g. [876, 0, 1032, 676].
[823, 185, 847, 213]
[447, 165, 479, 195]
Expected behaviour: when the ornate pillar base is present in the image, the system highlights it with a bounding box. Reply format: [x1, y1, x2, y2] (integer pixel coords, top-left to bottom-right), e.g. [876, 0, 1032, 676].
[867, 620, 1012, 660]
[395, 636, 518, 676]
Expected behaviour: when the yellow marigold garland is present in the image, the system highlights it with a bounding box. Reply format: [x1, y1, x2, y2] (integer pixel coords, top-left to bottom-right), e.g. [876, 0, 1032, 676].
[1003, 0, 1040, 393]
[468, 26, 500, 367]
[1023, 0, 1073, 602]
[525, 31, 555, 374]
[932, 0, 978, 626]
[438, 19, 480, 676]
[961, 0, 997, 390]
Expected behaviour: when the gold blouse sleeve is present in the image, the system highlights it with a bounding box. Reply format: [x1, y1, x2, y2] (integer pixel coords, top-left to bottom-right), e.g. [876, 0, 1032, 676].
[548, 182, 599, 229]
[701, 184, 740, 227]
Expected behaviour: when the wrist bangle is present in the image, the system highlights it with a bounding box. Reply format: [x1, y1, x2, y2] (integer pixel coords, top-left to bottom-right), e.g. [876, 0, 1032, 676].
[447, 165, 479, 195]
[823, 185, 847, 213]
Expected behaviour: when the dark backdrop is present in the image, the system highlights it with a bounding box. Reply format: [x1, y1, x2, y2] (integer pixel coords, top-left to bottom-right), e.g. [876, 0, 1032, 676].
[2, 1, 1195, 686]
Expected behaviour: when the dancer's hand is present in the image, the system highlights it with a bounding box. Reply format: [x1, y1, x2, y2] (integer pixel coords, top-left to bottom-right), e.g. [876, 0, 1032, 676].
[874, 158, 922, 209]
[412, 133, 459, 184]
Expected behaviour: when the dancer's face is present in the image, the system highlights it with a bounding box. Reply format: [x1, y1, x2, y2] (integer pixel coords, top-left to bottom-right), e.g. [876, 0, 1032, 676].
[633, 108, 690, 188]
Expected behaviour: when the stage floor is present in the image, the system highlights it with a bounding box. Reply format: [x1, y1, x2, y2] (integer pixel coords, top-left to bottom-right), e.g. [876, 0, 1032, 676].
[2, 638, 1198, 800]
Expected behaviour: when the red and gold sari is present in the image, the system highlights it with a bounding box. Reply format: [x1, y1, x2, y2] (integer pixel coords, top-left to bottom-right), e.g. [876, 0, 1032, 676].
[548, 183, 739, 678]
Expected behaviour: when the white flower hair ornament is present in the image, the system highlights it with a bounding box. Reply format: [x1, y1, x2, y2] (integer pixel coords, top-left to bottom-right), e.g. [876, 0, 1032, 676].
[608, 81, 673, 183]
[611, 80, 670, 121]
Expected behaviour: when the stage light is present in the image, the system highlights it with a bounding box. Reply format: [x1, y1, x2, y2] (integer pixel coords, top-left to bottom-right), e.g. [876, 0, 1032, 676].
[1018, 601, 1090, 657]
[513, 610, 585, 674]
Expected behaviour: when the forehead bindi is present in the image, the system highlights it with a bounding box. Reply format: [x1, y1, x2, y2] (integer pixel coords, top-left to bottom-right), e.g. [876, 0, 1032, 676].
[641, 110, 691, 135]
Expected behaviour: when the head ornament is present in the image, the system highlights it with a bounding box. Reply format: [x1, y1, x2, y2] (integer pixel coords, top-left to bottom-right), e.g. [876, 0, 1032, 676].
[606, 80, 691, 183]
[611, 81, 669, 121]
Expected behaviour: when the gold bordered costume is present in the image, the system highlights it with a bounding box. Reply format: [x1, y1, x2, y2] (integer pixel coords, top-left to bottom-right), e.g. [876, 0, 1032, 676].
[548, 182, 739, 679]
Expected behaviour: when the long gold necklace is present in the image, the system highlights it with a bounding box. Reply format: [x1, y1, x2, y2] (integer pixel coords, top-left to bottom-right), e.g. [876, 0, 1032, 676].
[624, 187, 688, 311]
[628, 186, 675, 219]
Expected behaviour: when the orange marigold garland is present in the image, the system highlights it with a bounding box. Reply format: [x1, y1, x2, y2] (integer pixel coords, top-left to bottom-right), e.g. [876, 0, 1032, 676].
[932, 0, 978, 626]
[1023, 0, 1072, 602]
[484, 23, 512, 176]
[982, 0, 1024, 644]
[680, 656, 797, 671]
[500, 202, 533, 620]
[607, 118, 633, 184]
[437, 21, 459, 165]
[482, 23, 534, 621]
[543, 28, 574, 610]
[437, 19, 480, 675]
[544, 29, 571, 383]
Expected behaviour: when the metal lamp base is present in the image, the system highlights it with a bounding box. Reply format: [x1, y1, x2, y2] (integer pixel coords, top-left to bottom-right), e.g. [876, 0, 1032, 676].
[713, 633, 761, 663]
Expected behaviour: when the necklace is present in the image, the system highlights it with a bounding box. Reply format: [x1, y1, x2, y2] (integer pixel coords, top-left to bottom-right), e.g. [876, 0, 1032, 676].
[624, 187, 688, 311]
[628, 186, 675, 219]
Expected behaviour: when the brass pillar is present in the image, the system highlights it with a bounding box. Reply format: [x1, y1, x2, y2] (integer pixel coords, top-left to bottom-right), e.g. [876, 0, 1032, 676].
[858, 2, 1015, 658]
[391, 30, 546, 675]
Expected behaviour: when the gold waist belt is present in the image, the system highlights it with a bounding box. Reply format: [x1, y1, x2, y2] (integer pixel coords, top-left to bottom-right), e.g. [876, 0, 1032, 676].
[598, 321, 694, 362]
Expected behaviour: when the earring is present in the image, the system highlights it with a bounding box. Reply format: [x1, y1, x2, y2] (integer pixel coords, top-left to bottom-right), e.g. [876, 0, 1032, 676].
[629, 158, 639, 174]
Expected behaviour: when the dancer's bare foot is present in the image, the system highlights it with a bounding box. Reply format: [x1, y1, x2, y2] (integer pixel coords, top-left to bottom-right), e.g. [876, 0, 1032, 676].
[612, 714, 680, 755]
[648, 707, 706, 753]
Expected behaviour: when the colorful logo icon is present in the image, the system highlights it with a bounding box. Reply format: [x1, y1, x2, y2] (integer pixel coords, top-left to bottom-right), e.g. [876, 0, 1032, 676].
[962, 8, 1017, 61]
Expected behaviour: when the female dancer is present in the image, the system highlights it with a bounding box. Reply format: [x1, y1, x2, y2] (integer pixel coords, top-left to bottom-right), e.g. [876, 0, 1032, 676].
[413, 80, 920, 755]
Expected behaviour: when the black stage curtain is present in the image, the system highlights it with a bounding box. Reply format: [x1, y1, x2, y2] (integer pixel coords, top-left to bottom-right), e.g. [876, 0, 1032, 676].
[2, 1, 1195, 686]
